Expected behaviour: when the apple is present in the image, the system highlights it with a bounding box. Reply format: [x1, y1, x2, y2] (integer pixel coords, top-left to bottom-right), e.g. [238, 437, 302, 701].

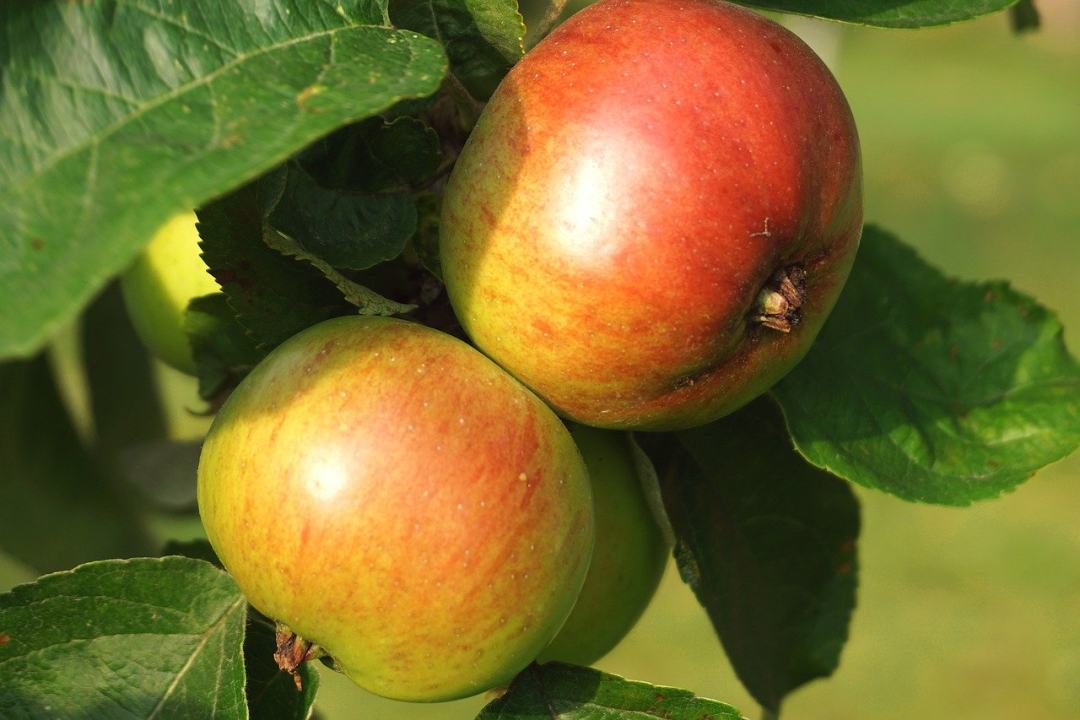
[120, 211, 219, 374]
[538, 425, 669, 666]
[197, 316, 594, 702]
[440, 0, 862, 430]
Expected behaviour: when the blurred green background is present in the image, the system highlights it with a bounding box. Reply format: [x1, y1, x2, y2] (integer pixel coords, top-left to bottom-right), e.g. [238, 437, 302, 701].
[3, 2, 1078, 718]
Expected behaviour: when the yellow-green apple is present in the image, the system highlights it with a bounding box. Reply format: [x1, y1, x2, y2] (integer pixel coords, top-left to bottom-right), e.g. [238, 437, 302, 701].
[440, 0, 862, 430]
[539, 425, 669, 666]
[120, 211, 218, 374]
[197, 316, 595, 701]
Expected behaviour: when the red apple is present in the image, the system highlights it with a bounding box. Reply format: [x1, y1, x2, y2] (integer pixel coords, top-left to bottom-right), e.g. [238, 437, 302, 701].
[539, 425, 669, 666]
[197, 317, 594, 701]
[440, 0, 862, 430]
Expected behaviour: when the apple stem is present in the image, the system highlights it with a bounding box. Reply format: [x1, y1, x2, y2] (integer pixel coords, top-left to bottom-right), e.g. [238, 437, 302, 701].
[273, 625, 323, 691]
[752, 265, 807, 333]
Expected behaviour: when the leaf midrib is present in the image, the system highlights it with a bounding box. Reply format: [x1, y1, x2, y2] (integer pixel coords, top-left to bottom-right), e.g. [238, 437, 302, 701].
[0, 626, 233, 672]
[147, 595, 244, 719]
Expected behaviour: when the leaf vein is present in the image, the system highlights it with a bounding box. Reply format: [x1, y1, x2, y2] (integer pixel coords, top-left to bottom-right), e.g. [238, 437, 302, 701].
[123, 1, 240, 58]
[2, 23, 383, 195]
[146, 596, 244, 719]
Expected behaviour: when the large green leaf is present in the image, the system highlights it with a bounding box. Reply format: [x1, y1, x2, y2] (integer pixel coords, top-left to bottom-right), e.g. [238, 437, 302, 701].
[773, 226, 1080, 505]
[390, 0, 526, 99]
[0, 0, 446, 360]
[0, 557, 246, 719]
[639, 398, 860, 714]
[476, 662, 743, 719]
[735, 0, 1019, 27]
[0, 354, 150, 573]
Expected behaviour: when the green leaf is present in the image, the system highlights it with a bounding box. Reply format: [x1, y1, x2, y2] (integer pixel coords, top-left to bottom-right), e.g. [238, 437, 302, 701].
[1009, 0, 1040, 32]
[154, 545, 316, 718]
[734, 0, 1019, 27]
[0, 557, 246, 719]
[118, 439, 202, 512]
[476, 662, 743, 719]
[302, 116, 444, 193]
[773, 226, 1080, 505]
[197, 174, 357, 351]
[0, 0, 447, 360]
[185, 293, 263, 400]
[358, 117, 444, 189]
[264, 229, 418, 316]
[390, 0, 526, 99]
[167, 533, 321, 719]
[520, 0, 573, 47]
[246, 610, 319, 720]
[408, 191, 445, 280]
[198, 171, 415, 357]
[0, 354, 150, 573]
[641, 399, 860, 714]
[269, 162, 417, 270]
[82, 282, 168, 459]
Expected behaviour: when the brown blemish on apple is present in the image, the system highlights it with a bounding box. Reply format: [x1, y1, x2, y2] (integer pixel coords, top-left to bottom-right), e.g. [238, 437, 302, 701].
[672, 364, 713, 392]
[301, 340, 338, 375]
[0, 633, 10, 646]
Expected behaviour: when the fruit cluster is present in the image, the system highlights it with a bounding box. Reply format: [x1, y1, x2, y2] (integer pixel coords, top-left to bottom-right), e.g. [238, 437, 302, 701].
[122, 0, 860, 703]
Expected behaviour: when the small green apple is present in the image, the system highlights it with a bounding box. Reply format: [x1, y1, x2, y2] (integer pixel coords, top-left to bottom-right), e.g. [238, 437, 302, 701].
[120, 211, 218, 374]
[539, 425, 669, 666]
[197, 316, 595, 702]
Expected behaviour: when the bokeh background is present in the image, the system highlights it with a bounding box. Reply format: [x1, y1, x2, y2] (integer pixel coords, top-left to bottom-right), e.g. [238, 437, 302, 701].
[2, 2, 1078, 718]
